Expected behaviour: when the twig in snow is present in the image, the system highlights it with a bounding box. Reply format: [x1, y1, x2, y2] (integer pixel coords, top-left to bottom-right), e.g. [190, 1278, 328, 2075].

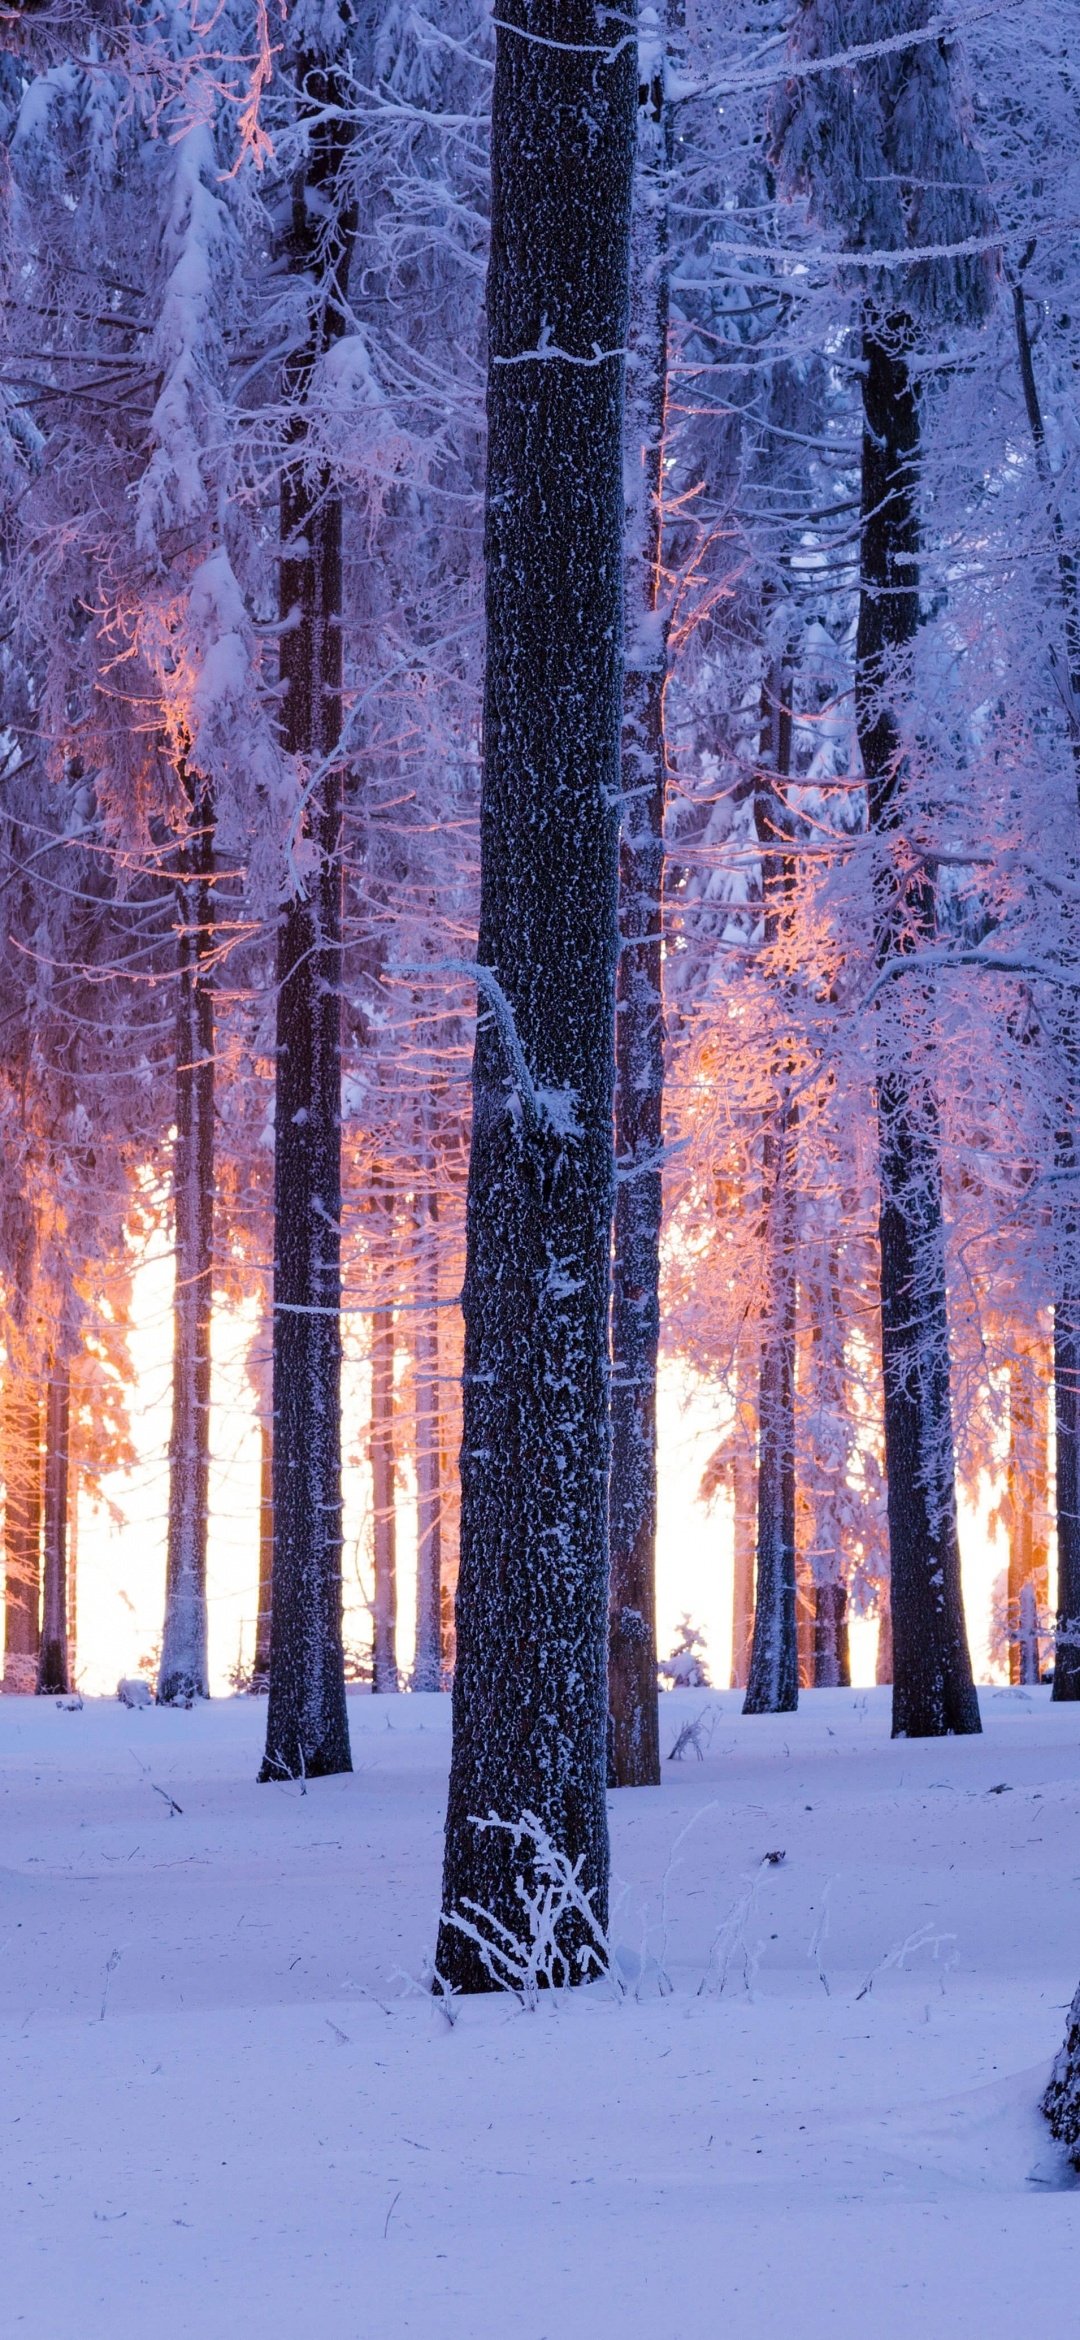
[97, 1948, 122, 2023]
[856, 1920, 958, 2001]
[807, 1878, 836, 1997]
[667, 1707, 715, 1761]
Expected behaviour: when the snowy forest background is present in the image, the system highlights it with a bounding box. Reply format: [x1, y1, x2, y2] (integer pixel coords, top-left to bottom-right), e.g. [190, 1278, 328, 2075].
[2, 0, 1079, 1737]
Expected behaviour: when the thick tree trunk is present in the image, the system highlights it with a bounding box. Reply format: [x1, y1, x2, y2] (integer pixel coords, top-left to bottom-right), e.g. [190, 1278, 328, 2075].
[412, 1183, 443, 1693]
[436, 2, 635, 1992]
[260, 30, 356, 1782]
[36, 1362, 70, 1695]
[744, 654, 799, 1714]
[252, 1417, 273, 1691]
[608, 18, 674, 1791]
[858, 316, 979, 1739]
[3, 1386, 41, 1692]
[159, 764, 214, 1705]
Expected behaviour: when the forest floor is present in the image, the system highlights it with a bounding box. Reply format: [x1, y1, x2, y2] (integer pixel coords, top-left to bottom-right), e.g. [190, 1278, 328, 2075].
[2, 1684, 1079, 2337]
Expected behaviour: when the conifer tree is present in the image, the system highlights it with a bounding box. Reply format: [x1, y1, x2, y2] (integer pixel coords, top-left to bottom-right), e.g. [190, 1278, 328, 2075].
[773, 0, 991, 1735]
[260, 4, 359, 1780]
[437, 0, 636, 1990]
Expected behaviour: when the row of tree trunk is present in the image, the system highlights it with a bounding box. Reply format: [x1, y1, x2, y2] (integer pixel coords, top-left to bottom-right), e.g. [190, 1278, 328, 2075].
[2, 1367, 73, 1696]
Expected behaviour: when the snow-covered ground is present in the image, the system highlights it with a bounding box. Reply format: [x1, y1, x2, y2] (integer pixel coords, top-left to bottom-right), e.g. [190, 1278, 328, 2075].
[2, 1684, 1079, 2337]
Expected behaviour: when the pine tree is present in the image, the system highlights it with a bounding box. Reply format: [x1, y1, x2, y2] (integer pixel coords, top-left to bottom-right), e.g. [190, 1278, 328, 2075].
[260, 5, 359, 1781]
[608, 1, 679, 1789]
[158, 764, 214, 1705]
[436, 0, 636, 1991]
[773, 0, 991, 1735]
[744, 634, 799, 1713]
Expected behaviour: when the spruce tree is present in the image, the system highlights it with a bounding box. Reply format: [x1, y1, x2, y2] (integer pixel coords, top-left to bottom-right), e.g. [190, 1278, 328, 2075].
[437, 0, 636, 1989]
[260, 8, 358, 1781]
[773, 0, 991, 1735]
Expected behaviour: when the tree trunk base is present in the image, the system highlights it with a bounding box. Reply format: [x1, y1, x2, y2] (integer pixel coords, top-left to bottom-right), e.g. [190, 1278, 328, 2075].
[36, 1638, 69, 1695]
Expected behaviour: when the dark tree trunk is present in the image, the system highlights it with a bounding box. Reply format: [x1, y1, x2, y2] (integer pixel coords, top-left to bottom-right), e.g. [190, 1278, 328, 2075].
[813, 1582, 850, 1689]
[807, 1246, 851, 1688]
[252, 1415, 273, 1691]
[412, 1181, 443, 1693]
[260, 28, 357, 1783]
[159, 763, 214, 1705]
[744, 653, 799, 1714]
[3, 1385, 41, 1693]
[37, 1361, 70, 1695]
[370, 1283, 398, 1692]
[436, 1, 635, 1992]
[608, 19, 675, 1790]
[1012, 276, 1080, 1703]
[858, 316, 979, 1739]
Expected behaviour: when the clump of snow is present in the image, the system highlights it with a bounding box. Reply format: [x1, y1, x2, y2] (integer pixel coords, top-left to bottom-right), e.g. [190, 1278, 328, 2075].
[116, 1677, 153, 1707]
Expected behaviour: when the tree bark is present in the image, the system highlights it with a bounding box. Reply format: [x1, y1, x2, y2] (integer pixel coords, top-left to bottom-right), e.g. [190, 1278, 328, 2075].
[436, 1, 635, 1992]
[813, 1582, 850, 1689]
[858, 315, 979, 1738]
[260, 25, 357, 1782]
[608, 14, 675, 1790]
[3, 1385, 41, 1693]
[36, 1361, 70, 1695]
[729, 1360, 756, 1689]
[412, 1182, 443, 1692]
[807, 1247, 851, 1687]
[744, 653, 799, 1714]
[1007, 1348, 1049, 1685]
[1011, 274, 1080, 1703]
[159, 762, 214, 1705]
[369, 1188, 399, 1684]
[252, 1415, 273, 1691]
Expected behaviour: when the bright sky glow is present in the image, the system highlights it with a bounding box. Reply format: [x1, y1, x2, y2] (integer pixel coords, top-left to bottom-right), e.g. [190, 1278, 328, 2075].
[68, 1231, 1020, 1702]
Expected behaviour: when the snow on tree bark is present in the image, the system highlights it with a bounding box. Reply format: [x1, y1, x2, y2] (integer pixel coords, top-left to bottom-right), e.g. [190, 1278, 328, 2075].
[259, 24, 356, 1783]
[858, 319, 979, 1739]
[1043, 1977, 1080, 2166]
[159, 763, 213, 1706]
[371, 1266, 398, 1693]
[412, 1180, 443, 1694]
[608, 5, 675, 1792]
[36, 1359, 70, 1696]
[436, 0, 636, 1992]
[1010, 274, 1080, 1703]
[744, 650, 798, 1714]
[771, 1, 992, 1738]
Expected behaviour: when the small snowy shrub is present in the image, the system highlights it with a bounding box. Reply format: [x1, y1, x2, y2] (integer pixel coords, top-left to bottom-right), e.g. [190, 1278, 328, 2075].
[657, 1615, 711, 1688]
[438, 1812, 623, 2009]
